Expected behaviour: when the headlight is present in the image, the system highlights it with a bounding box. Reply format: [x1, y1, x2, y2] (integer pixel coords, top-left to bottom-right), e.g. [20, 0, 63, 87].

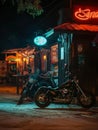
[29, 78, 34, 83]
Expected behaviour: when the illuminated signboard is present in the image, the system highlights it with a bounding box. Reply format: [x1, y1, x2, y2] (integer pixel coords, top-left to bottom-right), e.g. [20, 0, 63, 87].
[75, 8, 98, 20]
[6, 55, 16, 62]
[34, 36, 47, 46]
[73, 6, 98, 24]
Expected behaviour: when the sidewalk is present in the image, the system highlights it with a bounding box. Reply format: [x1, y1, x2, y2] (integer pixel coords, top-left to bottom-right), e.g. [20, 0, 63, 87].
[0, 83, 22, 94]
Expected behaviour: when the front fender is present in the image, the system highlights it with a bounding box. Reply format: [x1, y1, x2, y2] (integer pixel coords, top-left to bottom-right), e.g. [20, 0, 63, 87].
[37, 86, 49, 92]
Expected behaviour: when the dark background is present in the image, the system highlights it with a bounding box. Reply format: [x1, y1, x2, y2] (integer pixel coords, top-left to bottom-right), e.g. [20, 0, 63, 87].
[0, 0, 68, 53]
[0, 0, 97, 54]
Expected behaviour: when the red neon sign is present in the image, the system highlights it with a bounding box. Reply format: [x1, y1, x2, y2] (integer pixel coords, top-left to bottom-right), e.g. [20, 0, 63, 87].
[75, 8, 98, 20]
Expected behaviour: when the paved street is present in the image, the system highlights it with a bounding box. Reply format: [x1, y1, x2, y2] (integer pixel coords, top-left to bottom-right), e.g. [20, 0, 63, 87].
[0, 85, 98, 130]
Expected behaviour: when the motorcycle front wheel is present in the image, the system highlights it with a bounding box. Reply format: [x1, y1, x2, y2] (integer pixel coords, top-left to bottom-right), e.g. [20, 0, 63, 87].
[78, 92, 96, 108]
[34, 89, 50, 108]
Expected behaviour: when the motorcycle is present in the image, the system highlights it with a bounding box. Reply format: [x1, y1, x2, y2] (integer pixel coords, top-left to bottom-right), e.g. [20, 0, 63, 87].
[17, 69, 55, 105]
[34, 66, 96, 108]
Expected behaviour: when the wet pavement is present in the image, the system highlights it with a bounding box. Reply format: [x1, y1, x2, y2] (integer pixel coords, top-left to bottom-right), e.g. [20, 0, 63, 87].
[0, 85, 98, 130]
[0, 86, 98, 116]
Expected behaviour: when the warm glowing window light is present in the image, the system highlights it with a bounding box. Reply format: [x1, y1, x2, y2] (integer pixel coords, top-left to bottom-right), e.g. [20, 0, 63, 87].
[15, 58, 20, 62]
[43, 55, 47, 60]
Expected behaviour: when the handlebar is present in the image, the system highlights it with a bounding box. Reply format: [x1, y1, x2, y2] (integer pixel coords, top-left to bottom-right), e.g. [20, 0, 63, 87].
[39, 71, 52, 78]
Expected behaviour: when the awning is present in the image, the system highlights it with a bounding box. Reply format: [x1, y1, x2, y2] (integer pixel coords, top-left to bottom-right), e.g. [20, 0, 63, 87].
[54, 23, 98, 33]
[2, 46, 35, 57]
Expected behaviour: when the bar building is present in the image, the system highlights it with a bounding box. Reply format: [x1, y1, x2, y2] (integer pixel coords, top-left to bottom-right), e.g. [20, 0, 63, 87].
[53, 1, 98, 95]
[1, 0, 98, 96]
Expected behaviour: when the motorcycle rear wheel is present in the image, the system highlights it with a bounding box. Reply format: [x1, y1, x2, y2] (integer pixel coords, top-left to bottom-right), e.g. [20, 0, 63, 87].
[34, 89, 50, 108]
[78, 92, 96, 108]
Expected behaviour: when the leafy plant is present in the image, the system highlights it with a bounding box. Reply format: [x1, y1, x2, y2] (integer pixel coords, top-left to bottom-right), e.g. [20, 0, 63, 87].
[0, 0, 44, 18]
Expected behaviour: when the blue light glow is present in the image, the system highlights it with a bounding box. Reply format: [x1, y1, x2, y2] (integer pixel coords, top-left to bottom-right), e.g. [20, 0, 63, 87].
[34, 36, 47, 46]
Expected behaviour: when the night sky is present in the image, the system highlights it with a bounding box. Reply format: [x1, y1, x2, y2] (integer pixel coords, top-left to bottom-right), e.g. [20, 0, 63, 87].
[0, 0, 68, 53]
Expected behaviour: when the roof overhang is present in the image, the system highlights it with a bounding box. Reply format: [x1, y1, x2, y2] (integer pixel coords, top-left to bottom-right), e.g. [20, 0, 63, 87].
[54, 23, 98, 33]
